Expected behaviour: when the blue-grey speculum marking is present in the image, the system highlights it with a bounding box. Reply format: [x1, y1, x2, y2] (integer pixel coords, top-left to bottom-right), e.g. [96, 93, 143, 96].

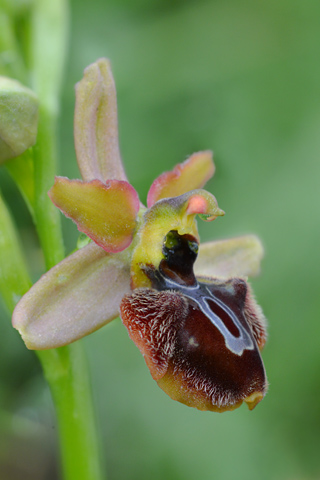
[154, 271, 254, 356]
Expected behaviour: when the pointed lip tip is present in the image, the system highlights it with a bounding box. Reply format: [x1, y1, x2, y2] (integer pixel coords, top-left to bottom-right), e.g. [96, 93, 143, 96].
[244, 391, 264, 411]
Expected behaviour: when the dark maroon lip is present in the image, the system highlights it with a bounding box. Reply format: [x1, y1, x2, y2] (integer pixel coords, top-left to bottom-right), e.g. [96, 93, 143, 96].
[121, 229, 267, 411]
[120, 285, 267, 410]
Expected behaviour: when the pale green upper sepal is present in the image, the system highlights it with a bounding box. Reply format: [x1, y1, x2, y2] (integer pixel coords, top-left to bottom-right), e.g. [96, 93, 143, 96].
[74, 58, 127, 182]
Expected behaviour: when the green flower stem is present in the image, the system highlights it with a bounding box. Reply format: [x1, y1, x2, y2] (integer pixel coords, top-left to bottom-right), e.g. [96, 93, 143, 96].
[29, 0, 68, 270]
[33, 103, 65, 270]
[37, 345, 104, 480]
[28, 0, 68, 108]
[34, 152, 104, 480]
[31, 30, 105, 480]
[0, 189, 104, 480]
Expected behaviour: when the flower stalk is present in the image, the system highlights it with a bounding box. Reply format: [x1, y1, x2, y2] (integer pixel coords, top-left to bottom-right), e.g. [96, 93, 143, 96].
[37, 345, 104, 480]
[33, 106, 105, 478]
[33, 103, 65, 269]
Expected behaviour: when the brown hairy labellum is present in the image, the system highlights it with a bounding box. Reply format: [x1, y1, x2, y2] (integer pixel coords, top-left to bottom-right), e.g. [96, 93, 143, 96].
[120, 230, 267, 412]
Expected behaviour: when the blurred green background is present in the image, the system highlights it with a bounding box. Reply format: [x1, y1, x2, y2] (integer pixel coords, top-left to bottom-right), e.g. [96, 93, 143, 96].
[1, 0, 320, 478]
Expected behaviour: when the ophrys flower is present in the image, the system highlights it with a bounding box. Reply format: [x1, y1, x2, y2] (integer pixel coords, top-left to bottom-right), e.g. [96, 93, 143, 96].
[12, 59, 267, 412]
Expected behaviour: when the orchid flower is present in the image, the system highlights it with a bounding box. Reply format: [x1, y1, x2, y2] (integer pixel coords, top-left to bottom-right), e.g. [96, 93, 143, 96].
[12, 59, 267, 413]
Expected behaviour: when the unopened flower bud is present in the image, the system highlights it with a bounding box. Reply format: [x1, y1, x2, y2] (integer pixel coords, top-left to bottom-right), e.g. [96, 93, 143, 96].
[0, 76, 38, 164]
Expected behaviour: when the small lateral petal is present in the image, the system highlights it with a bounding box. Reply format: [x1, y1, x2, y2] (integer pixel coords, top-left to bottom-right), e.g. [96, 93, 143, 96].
[147, 151, 215, 207]
[12, 242, 131, 349]
[49, 177, 140, 253]
[74, 58, 127, 182]
[194, 235, 264, 279]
